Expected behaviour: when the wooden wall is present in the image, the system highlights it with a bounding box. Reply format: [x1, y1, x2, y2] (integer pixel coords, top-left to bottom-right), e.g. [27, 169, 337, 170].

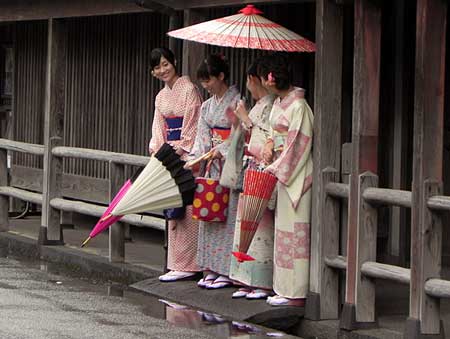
[63, 13, 170, 178]
[14, 21, 47, 169]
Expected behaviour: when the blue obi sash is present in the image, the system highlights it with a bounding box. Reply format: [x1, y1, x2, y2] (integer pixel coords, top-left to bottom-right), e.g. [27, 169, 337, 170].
[166, 116, 183, 141]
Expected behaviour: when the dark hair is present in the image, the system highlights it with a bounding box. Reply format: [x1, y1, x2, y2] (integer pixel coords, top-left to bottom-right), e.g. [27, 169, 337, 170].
[246, 58, 261, 77]
[196, 54, 230, 81]
[257, 53, 292, 90]
[150, 47, 176, 71]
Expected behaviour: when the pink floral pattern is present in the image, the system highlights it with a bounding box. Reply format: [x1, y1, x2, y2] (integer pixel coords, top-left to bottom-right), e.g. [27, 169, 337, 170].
[273, 132, 310, 184]
[293, 222, 310, 260]
[274, 223, 310, 270]
[275, 229, 295, 269]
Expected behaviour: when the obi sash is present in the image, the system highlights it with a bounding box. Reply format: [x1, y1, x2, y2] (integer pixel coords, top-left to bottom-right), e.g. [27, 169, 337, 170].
[211, 127, 231, 147]
[165, 116, 183, 141]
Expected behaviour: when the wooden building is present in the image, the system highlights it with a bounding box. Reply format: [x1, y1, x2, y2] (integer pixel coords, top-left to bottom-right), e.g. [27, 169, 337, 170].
[0, 0, 449, 338]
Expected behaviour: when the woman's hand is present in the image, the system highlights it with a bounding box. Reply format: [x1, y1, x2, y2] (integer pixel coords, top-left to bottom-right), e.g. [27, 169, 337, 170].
[175, 147, 185, 156]
[234, 100, 248, 120]
[234, 100, 253, 129]
[210, 149, 223, 160]
[262, 140, 274, 164]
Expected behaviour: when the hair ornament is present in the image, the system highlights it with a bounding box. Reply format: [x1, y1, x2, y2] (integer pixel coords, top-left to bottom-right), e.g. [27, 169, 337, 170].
[268, 72, 275, 82]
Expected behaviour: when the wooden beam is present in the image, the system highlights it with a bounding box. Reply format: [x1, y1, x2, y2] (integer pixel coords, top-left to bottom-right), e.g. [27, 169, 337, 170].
[306, 168, 340, 320]
[158, 0, 313, 10]
[0, 148, 8, 231]
[109, 162, 125, 263]
[10, 165, 110, 205]
[132, 0, 175, 15]
[361, 262, 410, 285]
[181, 9, 206, 82]
[307, 0, 343, 321]
[408, 0, 447, 337]
[355, 172, 378, 323]
[40, 18, 67, 245]
[0, 0, 148, 22]
[389, 0, 408, 265]
[342, 0, 381, 330]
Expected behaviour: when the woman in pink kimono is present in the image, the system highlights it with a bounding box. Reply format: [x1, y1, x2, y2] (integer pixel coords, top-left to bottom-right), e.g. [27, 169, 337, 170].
[190, 55, 240, 289]
[148, 48, 202, 282]
[228, 59, 276, 300]
[258, 54, 313, 306]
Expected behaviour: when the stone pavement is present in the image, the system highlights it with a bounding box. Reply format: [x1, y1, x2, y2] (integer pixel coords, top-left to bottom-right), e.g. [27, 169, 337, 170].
[1, 214, 450, 339]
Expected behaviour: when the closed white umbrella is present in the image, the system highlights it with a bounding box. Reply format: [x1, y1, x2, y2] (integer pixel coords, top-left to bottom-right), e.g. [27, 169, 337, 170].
[106, 143, 196, 217]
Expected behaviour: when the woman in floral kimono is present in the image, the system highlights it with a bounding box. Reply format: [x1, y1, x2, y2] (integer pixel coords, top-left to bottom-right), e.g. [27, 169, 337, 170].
[258, 54, 313, 306]
[189, 54, 240, 289]
[148, 47, 202, 282]
[228, 59, 276, 300]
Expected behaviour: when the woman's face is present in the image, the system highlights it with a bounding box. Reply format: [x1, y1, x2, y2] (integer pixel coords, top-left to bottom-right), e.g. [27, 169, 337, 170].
[152, 56, 177, 85]
[200, 73, 225, 95]
[260, 76, 275, 93]
[246, 75, 259, 98]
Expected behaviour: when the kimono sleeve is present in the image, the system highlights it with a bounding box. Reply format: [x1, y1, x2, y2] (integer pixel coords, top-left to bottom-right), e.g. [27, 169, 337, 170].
[178, 86, 202, 153]
[266, 101, 313, 186]
[189, 103, 212, 159]
[148, 97, 166, 154]
[216, 94, 240, 157]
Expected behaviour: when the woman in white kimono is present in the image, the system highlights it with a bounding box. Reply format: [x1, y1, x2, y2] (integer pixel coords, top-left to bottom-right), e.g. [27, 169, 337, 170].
[258, 54, 313, 306]
[148, 48, 202, 282]
[228, 59, 276, 300]
[190, 55, 240, 289]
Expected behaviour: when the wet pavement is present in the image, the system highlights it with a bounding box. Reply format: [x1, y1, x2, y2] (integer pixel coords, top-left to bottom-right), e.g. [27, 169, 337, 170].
[0, 256, 301, 339]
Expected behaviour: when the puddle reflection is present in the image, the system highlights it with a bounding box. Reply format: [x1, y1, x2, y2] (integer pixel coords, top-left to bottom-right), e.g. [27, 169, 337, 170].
[159, 299, 286, 339]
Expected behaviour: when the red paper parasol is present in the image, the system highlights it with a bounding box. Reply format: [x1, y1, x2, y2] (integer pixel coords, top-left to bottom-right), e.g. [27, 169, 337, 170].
[167, 5, 315, 52]
[232, 169, 277, 262]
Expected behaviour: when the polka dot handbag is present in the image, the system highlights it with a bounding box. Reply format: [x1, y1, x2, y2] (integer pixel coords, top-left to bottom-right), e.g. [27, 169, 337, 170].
[192, 160, 230, 222]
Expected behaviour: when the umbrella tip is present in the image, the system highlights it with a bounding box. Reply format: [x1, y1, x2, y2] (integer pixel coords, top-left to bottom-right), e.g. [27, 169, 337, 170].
[239, 4, 263, 16]
[81, 237, 91, 248]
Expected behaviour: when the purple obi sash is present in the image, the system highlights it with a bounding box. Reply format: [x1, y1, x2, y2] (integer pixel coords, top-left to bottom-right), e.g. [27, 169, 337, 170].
[166, 116, 183, 141]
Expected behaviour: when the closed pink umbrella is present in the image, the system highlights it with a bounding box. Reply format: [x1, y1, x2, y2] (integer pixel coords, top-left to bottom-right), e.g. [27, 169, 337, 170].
[81, 170, 141, 247]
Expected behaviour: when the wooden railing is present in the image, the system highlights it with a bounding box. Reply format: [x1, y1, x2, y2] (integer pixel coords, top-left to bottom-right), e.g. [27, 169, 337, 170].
[308, 167, 450, 337]
[0, 138, 164, 263]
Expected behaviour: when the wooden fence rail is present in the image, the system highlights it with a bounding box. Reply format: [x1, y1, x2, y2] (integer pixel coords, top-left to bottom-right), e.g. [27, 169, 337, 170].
[313, 167, 450, 337]
[363, 188, 412, 208]
[0, 140, 164, 264]
[52, 146, 149, 166]
[0, 138, 44, 155]
[427, 196, 450, 212]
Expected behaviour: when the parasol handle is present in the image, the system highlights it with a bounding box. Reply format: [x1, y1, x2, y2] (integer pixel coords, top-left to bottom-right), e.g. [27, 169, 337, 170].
[184, 149, 214, 169]
[81, 236, 91, 248]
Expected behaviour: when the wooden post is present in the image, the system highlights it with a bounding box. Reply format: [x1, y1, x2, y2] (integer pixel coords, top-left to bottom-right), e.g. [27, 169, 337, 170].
[341, 0, 381, 330]
[306, 0, 343, 320]
[0, 148, 8, 231]
[355, 172, 378, 324]
[389, 0, 408, 266]
[109, 161, 125, 263]
[340, 143, 351, 306]
[407, 1, 447, 337]
[181, 9, 205, 82]
[306, 168, 340, 320]
[168, 13, 180, 58]
[39, 19, 67, 245]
